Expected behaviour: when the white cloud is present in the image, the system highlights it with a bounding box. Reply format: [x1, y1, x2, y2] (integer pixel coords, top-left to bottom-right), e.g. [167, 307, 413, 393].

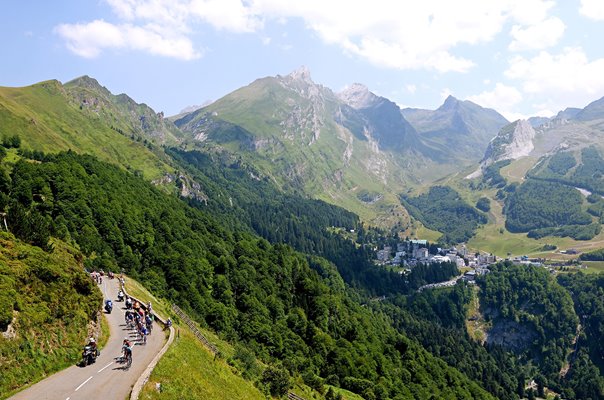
[530, 103, 556, 117]
[506, 47, 604, 94]
[505, 47, 604, 111]
[509, 17, 565, 51]
[467, 83, 523, 120]
[406, 84, 417, 94]
[190, 0, 262, 32]
[55, 20, 124, 58]
[252, 0, 516, 72]
[580, 0, 604, 20]
[56, 0, 261, 59]
[56, 0, 561, 70]
[505, 0, 555, 25]
[54, 20, 200, 60]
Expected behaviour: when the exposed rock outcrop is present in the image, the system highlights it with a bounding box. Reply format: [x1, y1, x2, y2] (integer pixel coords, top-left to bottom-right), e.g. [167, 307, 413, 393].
[338, 83, 379, 109]
[467, 120, 535, 178]
[482, 119, 535, 165]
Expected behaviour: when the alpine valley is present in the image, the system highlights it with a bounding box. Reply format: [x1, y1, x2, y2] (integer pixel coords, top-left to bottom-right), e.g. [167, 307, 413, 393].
[1, 68, 603, 400]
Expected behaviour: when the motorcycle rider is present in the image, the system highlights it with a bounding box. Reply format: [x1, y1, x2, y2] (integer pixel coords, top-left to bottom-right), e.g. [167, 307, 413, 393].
[117, 290, 124, 302]
[105, 299, 113, 313]
[87, 337, 99, 358]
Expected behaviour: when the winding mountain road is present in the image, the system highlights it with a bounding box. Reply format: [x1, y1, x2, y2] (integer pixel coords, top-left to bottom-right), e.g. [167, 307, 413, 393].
[9, 277, 166, 400]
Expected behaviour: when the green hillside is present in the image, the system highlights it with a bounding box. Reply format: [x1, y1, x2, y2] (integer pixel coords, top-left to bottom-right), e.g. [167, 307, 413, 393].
[0, 78, 175, 180]
[0, 233, 103, 398]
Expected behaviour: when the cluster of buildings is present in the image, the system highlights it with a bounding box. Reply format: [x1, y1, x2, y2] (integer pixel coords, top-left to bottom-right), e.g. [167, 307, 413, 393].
[374, 239, 500, 287]
[375, 239, 496, 270]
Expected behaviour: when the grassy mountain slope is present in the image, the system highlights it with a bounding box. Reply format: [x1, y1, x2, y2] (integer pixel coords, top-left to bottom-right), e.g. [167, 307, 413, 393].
[0, 78, 175, 179]
[174, 72, 509, 230]
[0, 233, 103, 398]
[140, 327, 266, 400]
[175, 71, 415, 226]
[64, 76, 184, 145]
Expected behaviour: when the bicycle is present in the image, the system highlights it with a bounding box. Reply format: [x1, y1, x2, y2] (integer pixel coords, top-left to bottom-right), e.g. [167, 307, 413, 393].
[115, 352, 132, 368]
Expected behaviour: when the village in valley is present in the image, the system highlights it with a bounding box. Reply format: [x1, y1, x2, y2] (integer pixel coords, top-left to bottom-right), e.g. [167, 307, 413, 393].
[373, 236, 596, 294]
[374, 239, 493, 284]
[371, 238, 588, 291]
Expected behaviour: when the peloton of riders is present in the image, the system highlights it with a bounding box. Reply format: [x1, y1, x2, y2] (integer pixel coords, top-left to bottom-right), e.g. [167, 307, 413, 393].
[83, 271, 165, 368]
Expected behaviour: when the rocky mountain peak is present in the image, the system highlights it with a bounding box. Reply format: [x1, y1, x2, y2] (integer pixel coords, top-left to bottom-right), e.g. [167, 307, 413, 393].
[65, 75, 110, 94]
[286, 66, 313, 84]
[278, 66, 324, 101]
[338, 83, 379, 109]
[439, 95, 460, 111]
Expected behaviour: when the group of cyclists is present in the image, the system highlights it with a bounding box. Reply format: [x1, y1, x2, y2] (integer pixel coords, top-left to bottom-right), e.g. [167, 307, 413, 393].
[90, 270, 117, 285]
[90, 270, 103, 284]
[123, 296, 154, 345]
[118, 289, 152, 366]
[85, 271, 156, 369]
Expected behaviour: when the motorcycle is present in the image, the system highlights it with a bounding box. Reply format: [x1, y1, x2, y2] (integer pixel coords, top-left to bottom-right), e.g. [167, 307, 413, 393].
[105, 299, 113, 314]
[117, 291, 124, 302]
[82, 345, 98, 366]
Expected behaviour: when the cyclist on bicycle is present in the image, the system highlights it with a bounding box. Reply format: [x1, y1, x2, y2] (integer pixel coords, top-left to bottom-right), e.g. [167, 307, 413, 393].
[121, 338, 133, 365]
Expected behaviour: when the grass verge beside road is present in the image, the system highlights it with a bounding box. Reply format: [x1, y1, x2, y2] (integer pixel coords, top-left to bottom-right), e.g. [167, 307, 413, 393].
[139, 328, 265, 400]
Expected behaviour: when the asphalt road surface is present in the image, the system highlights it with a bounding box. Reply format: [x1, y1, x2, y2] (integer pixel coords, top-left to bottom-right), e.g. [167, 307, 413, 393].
[9, 277, 166, 400]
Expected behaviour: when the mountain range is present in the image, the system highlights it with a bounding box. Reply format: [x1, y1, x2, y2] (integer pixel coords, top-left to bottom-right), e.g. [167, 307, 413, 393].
[3, 67, 604, 241]
[171, 67, 510, 225]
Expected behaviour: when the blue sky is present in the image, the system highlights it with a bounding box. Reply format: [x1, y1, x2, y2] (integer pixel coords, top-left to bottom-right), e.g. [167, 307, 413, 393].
[2, 0, 604, 120]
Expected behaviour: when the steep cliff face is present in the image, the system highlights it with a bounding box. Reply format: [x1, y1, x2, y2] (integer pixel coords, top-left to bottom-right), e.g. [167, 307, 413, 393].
[338, 83, 420, 152]
[338, 83, 380, 109]
[482, 120, 536, 165]
[466, 120, 535, 179]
